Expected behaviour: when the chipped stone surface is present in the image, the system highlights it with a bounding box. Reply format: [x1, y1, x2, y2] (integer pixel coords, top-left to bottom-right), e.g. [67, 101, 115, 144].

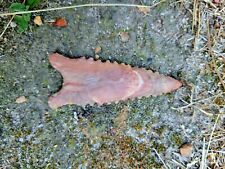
[48, 53, 181, 108]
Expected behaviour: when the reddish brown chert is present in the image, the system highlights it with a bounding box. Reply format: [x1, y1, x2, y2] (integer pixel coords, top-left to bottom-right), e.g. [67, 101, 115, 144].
[48, 53, 182, 108]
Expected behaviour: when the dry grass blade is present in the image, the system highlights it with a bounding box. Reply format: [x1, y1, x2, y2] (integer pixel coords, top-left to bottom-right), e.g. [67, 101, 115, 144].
[0, 15, 14, 38]
[201, 115, 221, 168]
[153, 148, 171, 169]
[206, 18, 225, 91]
[192, 0, 202, 50]
[200, 137, 206, 169]
[0, 2, 167, 17]
[0, 1, 167, 37]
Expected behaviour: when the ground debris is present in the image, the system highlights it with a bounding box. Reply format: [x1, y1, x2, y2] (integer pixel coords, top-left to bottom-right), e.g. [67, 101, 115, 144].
[34, 16, 43, 26]
[137, 7, 150, 15]
[119, 32, 129, 42]
[179, 143, 193, 157]
[15, 96, 27, 103]
[94, 46, 102, 54]
[52, 18, 67, 27]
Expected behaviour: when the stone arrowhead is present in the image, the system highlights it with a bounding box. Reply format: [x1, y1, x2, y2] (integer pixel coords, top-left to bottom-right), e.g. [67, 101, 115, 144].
[48, 53, 182, 108]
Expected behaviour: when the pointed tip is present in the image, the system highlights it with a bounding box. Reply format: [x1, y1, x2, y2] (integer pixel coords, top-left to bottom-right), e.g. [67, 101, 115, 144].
[165, 76, 182, 92]
[129, 70, 182, 98]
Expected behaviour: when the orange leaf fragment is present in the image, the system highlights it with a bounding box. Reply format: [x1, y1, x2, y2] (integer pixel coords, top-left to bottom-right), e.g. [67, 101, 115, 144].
[52, 18, 67, 27]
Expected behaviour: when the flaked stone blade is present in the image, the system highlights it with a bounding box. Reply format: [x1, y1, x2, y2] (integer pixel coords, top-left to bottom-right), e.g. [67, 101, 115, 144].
[48, 53, 182, 108]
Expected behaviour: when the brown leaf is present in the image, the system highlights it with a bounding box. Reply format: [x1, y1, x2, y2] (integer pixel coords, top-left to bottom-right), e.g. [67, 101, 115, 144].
[52, 18, 67, 27]
[34, 16, 43, 26]
[16, 96, 27, 104]
[137, 7, 150, 15]
[179, 143, 193, 157]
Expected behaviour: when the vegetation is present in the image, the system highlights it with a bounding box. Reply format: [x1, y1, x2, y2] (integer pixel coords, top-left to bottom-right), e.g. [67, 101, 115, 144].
[9, 0, 40, 32]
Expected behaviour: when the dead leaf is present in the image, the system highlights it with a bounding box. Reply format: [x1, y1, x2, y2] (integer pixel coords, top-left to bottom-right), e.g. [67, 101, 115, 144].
[52, 18, 67, 27]
[119, 32, 129, 42]
[137, 7, 150, 15]
[94, 46, 101, 54]
[16, 96, 27, 104]
[179, 143, 193, 157]
[34, 16, 43, 26]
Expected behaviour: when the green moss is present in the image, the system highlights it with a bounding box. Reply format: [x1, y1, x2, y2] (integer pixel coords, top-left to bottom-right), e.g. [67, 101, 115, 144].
[0, 74, 4, 82]
[86, 135, 162, 168]
[42, 79, 49, 88]
[170, 132, 182, 146]
[132, 122, 143, 131]
[147, 156, 162, 168]
[99, 18, 115, 30]
[154, 0, 169, 13]
[152, 141, 166, 153]
[149, 38, 157, 54]
[154, 126, 166, 136]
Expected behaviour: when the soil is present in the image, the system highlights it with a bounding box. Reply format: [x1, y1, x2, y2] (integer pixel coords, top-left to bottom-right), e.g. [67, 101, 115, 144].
[0, 0, 224, 168]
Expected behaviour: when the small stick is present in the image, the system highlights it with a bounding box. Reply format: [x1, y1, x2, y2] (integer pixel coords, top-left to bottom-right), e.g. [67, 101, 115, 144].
[153, 148, 170, 169]
[206, 18, 225, 91]
[0, 15, 14, 38]
[0, 1, 166, 17]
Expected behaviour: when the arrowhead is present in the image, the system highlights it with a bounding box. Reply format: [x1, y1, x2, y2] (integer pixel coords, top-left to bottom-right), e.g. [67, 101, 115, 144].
[48, 53, 182, 109]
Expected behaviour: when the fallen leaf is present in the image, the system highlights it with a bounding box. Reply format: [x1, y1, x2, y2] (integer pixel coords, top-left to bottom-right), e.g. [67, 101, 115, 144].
[52, 18, 67, 27]
[179, 143, 192, 157]
[94, 46, 101, 54]
[16, 96, 27, 103]
[119, 32, 129, 42]
[137, 7, 150, 15]
[34, 16, 43, 26]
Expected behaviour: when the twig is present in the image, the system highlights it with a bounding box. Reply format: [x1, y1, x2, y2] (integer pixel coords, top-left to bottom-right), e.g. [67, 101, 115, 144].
[208, 150, 225, 154]
[206, 18, 225, 91]
[0, 1, 166, 17]
[153, 148, 170, 169]
[205, 114, 221, 162]
[0, 0, 26, 38]
[0, 15, 14, 38]
[172, 92, 224, 110]
[193, 0, 202, 50]
[171, 159, 186, 168]
[192, 0, 197, 32]
[200, 137, 206, 169]
[200, 115, 220, 168]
